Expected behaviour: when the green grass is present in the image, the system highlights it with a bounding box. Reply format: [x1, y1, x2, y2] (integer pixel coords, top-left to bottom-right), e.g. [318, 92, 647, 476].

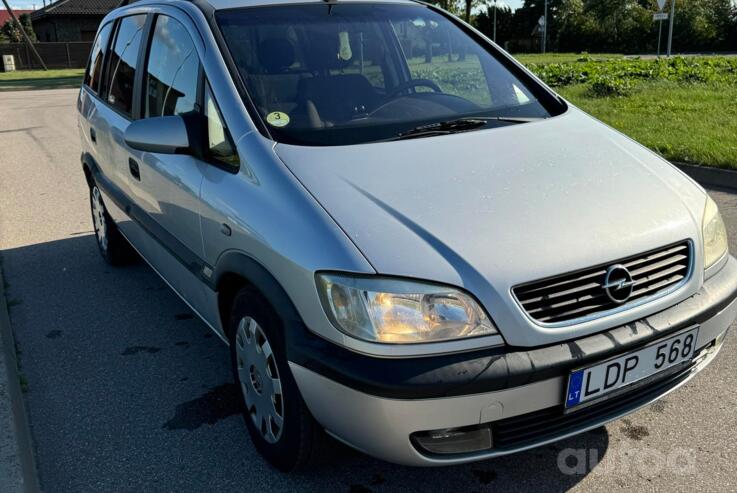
[558, 81, 737, 170]
[511, 54, 737, 169]
[0, 68, 84, 91]
[407, 52, 624, 66]
[515, 53, 622, 65]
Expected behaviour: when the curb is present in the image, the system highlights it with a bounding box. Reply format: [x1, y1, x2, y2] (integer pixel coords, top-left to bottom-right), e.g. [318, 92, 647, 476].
[0, 265, 41, 493]
[673, 162, 737, 191]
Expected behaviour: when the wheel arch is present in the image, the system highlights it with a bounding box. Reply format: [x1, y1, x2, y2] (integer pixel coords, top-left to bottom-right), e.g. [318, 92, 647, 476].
[213, 251, 303, 340]
[81, 152, 96, 188]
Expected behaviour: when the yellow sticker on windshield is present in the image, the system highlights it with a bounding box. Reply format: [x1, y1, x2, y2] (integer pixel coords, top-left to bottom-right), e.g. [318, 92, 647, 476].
[266, 111, 290, 128]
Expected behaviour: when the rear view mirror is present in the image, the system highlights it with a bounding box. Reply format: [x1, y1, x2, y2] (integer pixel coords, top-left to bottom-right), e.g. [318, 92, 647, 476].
[125, 116, 191, 154]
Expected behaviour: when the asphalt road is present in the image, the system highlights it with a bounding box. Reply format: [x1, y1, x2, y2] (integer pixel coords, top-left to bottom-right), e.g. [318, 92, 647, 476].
[1, 89, 736, 493]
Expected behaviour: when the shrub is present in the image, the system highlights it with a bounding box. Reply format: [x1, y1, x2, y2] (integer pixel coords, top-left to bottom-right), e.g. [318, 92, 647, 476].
[526, 56, 737, 91]
[588, 75, 633, 97]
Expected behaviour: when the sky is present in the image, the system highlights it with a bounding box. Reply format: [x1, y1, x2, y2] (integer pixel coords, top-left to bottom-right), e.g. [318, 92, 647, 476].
[4, 0, 49, 9]
[497, 0, 524, 9]
[4, 1, 41, 9]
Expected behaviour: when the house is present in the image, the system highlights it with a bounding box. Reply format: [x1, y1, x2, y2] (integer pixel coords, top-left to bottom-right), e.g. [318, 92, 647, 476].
[30, 0, 118, 42]
[0, 9, 34, 26]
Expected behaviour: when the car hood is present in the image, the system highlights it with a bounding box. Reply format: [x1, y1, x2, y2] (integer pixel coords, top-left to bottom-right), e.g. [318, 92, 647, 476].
[274, 108, 707, 346]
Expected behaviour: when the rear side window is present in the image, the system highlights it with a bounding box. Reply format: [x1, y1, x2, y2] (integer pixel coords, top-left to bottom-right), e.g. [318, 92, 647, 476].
[144, 16, 199, 118]
[84, 22, 112, 94]
[105, 15, 146, 117]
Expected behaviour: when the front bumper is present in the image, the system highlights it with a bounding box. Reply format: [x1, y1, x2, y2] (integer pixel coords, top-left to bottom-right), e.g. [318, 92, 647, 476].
[290, 256, 737, 466]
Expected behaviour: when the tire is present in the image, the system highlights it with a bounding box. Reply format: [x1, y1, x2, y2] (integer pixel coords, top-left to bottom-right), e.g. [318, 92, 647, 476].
[89, 183, 134, 265]
[229, 286, 320, 472]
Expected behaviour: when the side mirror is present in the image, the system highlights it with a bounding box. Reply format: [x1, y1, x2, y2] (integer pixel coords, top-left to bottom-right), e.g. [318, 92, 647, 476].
[124, 115, 191, 154]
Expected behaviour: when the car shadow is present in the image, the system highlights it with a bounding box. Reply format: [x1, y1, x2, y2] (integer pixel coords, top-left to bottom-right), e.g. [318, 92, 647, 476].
[1, 234, 607, 492]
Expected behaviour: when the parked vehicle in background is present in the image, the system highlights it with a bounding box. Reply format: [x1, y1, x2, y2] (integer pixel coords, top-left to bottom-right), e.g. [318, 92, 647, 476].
[78, 0, 736, 472]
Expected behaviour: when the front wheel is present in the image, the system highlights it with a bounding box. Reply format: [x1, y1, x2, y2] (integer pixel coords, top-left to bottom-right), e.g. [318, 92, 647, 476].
[90, 184, 133, 265]
[229, 287, 320, 471]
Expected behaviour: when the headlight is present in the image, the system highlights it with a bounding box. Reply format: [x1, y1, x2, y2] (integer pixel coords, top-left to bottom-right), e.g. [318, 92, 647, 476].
[703, 196, 728, 269]
[316, 274, 499, 344]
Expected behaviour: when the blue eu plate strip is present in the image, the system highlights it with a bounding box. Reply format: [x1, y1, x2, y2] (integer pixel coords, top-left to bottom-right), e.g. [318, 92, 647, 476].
[566, 370, 584, 408]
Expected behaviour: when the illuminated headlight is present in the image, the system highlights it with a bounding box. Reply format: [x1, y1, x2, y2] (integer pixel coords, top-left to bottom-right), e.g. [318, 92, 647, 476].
[316, 274, 499, 344]
[703, 196, 728, 269]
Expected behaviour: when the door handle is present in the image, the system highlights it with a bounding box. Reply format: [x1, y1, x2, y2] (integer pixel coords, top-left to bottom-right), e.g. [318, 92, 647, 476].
[90, 127, 96, 143]
[128, 158, 140, 181]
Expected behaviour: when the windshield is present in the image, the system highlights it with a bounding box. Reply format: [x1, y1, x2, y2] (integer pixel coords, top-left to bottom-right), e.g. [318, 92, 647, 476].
[217, 3, 560, 146]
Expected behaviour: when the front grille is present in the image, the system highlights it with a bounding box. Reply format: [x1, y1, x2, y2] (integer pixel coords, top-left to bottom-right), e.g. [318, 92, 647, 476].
[491, 358, 698, 450]
[513, 241, 692, 325]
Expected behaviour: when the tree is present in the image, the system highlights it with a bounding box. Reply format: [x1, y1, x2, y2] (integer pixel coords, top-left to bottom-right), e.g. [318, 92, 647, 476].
[474, 4, 515, 43]
[727, 0, 737, 48]
[669, 0, 736, 52]
[462, 0, 473, 22]
[436, 0, 737, 53]
[1, 13, 37, 43]
[562, 0, 736, 53]
[422, 0, 463, 17]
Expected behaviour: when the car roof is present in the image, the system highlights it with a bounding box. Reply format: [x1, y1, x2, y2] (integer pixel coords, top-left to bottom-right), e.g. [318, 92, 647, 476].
[208, 0, 415, 9]
[123, 0, 416, 12]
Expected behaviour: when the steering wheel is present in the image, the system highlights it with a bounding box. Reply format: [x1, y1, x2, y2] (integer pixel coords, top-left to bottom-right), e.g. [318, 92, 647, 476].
[385, 79, 442, 99]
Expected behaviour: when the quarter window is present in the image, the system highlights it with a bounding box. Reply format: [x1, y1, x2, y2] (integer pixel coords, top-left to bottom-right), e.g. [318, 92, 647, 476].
[144, 16, 199, 118]
[84, 22, 112, 94]
[205, 84, 239, 169]
[106, 15, 146, 117]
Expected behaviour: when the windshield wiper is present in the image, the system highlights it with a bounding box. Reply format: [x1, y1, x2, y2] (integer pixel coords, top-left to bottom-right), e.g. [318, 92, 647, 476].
[482, 116, 545, 123]
[390, 116, 544, 141]
[392, 118, 487, 140]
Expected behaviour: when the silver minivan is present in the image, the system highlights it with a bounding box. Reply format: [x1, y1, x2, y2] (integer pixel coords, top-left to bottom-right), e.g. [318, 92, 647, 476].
[78, 0, 737, 471]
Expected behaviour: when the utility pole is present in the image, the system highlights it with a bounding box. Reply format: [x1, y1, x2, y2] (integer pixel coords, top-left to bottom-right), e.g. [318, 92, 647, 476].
[542, 0, 548, 54]
[0, 0, 47, 70]
[492, 0, 497, 43]
[666, 0, 676, 57]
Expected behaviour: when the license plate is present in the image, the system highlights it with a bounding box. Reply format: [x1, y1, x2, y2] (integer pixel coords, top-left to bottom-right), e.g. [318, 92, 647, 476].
[565, 327, 699, 410]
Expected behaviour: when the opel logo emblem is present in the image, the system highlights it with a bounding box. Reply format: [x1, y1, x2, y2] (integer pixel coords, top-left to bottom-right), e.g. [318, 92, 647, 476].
[602, 264, 636, 304]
